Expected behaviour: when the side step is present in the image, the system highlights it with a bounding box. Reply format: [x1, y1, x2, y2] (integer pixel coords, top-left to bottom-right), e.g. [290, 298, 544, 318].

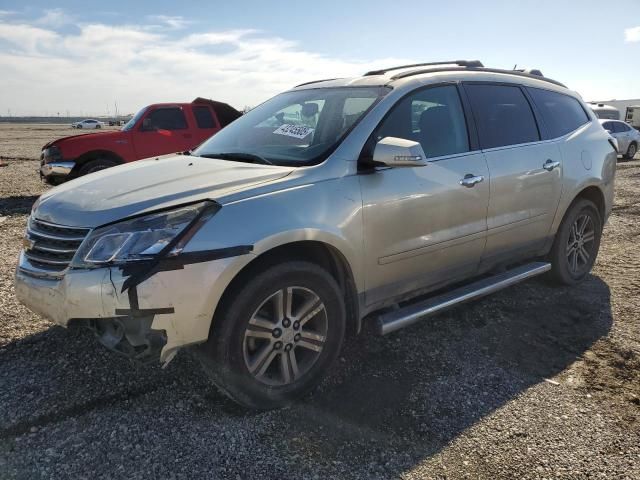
[377, 262, 551, 335]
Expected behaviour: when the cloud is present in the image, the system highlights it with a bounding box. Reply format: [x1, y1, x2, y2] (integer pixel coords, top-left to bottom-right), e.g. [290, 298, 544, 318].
[0, 18, 408, 116]
[146, 15, 192, 30]
[624, 26, 640, 42]
[35, 8, 74, 28]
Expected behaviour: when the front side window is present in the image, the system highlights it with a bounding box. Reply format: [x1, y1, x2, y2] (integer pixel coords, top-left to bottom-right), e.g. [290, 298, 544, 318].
[465, 84, 540, 149]
[528, 88, 589, 138]
[194, 87, 388, 166]
[142, 107, 188, 131]
[374, 85, 469, 158]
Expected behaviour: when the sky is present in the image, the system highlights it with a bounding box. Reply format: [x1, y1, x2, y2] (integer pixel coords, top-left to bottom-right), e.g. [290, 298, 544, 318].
[0, 0, 639, 116]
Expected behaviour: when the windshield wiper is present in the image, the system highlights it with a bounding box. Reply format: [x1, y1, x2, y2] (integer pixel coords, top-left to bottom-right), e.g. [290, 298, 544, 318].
[198, 152, 273, 165]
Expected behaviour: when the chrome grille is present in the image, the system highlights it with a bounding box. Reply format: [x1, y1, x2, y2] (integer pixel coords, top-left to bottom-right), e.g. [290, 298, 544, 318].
[23, 217, 90, 273]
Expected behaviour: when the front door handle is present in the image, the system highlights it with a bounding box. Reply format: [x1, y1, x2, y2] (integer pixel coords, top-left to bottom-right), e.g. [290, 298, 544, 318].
[543, 159, 560, 171]
[459, 174, 484, 188]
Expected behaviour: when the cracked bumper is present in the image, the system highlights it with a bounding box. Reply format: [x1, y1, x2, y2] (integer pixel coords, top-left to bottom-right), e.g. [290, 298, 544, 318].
[15, 251, 253, 363]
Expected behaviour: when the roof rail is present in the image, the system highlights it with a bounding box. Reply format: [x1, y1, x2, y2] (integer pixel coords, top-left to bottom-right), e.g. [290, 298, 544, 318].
[389, 66, 567, 88]
[365, 60, 484, 76]
[295, 78, 342, 87]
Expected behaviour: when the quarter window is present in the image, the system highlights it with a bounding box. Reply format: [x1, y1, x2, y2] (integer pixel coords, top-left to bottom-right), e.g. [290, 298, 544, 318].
[528, 88, 589, 138]
[375, 85, 469, 158]
[142, 107, 187, 131]
[193, 106, 218, 129]
[465, 84, 540, 149]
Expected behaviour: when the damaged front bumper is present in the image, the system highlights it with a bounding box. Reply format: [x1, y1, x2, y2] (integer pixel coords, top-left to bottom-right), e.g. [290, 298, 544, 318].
[15, 251, 253, 364]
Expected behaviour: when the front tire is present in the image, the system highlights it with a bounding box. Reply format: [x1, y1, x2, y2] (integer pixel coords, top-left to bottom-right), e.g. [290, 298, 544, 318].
[548, 198, 602, 285]
[625, 142, 637, 160]
[77, 158, 118, 176]
[197, 261, 346, 409]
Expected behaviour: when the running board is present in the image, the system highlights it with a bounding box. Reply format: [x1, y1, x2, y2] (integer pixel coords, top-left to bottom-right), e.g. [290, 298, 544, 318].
[377, 262, 551, 335]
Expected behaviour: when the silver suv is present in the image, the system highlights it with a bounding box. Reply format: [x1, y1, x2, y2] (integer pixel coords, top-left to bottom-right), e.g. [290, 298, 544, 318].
[15, 60, 616, 408]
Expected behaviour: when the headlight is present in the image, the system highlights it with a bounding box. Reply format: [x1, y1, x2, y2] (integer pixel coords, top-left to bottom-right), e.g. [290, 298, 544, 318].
[42, 146, 62, 163]
[71, 201, 218, 268]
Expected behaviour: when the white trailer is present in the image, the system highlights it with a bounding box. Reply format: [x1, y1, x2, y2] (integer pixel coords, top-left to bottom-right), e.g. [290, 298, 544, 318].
[625, 106, 640, 130]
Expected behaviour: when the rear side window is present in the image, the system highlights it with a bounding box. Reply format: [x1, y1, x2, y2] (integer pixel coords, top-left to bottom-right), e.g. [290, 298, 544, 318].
[465, 84, 540, 149]
[614, 122, 629, 132]
[143, 107, 187, 131]
[193, 106, 218, 129]
[528, 88, 589, 138]
[375, 85, 469, 158]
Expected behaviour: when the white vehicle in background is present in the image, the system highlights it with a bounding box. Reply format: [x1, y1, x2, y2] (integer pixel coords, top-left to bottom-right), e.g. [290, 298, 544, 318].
[600, 119, 639, 160]
[625, 106, 640, 131]
[71, 119, 104, 129]
[588, 103, 620, 120]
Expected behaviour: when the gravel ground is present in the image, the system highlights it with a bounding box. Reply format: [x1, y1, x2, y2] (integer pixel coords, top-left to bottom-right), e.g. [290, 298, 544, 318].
[0, 124, 639, 479]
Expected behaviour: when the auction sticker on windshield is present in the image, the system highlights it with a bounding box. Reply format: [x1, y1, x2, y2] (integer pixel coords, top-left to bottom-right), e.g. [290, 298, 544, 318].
[273, 124, 314, 139]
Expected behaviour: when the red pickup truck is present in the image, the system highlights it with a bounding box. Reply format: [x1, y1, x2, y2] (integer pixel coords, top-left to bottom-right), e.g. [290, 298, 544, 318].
[40, 98, 242, 184]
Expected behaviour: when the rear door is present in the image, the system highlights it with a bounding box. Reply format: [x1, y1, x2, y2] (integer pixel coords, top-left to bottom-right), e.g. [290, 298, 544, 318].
[133, 106, 194, 159]
[463, 83, 563, 268]
[190, 104, 221, 146]
[359, 84, 490, 306]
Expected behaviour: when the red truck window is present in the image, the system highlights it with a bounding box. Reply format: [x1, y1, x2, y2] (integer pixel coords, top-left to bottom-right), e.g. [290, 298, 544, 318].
[193, 106, 218, 129]
[142, 107, 188, 131]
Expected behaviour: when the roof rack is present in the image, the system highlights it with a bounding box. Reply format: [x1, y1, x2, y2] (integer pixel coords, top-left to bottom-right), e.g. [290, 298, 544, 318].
[389, 66, 567, 88]
[365, 60, 484, 76]
[295, 78, 342, 87]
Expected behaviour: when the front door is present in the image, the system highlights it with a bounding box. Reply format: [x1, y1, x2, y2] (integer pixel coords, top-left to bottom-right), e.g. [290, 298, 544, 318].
[359, 84, 490, 307]
[133, 106, 194, 159]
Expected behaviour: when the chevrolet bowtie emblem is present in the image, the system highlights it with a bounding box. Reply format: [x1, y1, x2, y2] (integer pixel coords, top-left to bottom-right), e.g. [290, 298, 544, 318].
[23, 236, 35, 251]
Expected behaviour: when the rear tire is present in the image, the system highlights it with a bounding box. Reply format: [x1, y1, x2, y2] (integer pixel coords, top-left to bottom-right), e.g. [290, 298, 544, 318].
[77, 158, 118, 176]
[625, 142, 637, 160]
[197, 261, 346, 410]
[548, 198, 602, 285]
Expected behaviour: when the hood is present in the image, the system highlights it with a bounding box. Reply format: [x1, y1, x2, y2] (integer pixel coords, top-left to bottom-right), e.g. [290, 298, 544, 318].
[35, 155, 294, 227]
[43, 130, 123, 149]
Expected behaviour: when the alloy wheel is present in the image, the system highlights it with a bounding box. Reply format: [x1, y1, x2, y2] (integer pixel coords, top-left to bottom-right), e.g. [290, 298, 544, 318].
[566, 213, 596, 275]
[243, 286, 328, 386]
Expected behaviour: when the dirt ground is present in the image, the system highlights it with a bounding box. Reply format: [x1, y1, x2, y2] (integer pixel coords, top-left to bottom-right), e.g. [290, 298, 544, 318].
[0, 123, 639, 479]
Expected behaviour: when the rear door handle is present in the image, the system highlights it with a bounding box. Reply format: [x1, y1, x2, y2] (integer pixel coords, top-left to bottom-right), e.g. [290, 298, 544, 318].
[459, 174, 484, 187]
[543, 159, 560, 171]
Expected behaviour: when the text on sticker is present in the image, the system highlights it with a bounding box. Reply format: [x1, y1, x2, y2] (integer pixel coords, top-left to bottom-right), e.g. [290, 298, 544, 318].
[273, 124, 314, 139]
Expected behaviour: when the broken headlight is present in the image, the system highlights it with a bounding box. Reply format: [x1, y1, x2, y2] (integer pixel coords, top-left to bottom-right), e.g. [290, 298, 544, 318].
[71, 201, 218, 268]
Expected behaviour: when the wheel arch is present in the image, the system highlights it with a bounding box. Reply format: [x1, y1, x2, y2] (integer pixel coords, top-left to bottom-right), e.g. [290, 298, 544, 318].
[573, 185, 606, 222]
[213, 240, 361, 336]
[71, 150, 124, 175]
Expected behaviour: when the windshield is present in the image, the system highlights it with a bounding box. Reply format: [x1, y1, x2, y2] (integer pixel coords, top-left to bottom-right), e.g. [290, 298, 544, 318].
[121, 106, 148, 131]
[193, 86, 389, 166]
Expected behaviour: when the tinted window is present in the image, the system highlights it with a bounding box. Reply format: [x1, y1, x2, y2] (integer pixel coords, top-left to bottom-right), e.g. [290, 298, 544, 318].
[528, 88, 589, 138]
[143, 107, 187, 131]
[375, 85, 469, 158]
[615, 122, 629, 132]
[602, 121, 613, 132]
[193, 106, 217, 129]
[465, 84, 539, 149]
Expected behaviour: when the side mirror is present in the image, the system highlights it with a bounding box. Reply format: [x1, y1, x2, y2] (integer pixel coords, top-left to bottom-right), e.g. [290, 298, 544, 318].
[372, 137, 428, 168]
[142, 118, 156, 131]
